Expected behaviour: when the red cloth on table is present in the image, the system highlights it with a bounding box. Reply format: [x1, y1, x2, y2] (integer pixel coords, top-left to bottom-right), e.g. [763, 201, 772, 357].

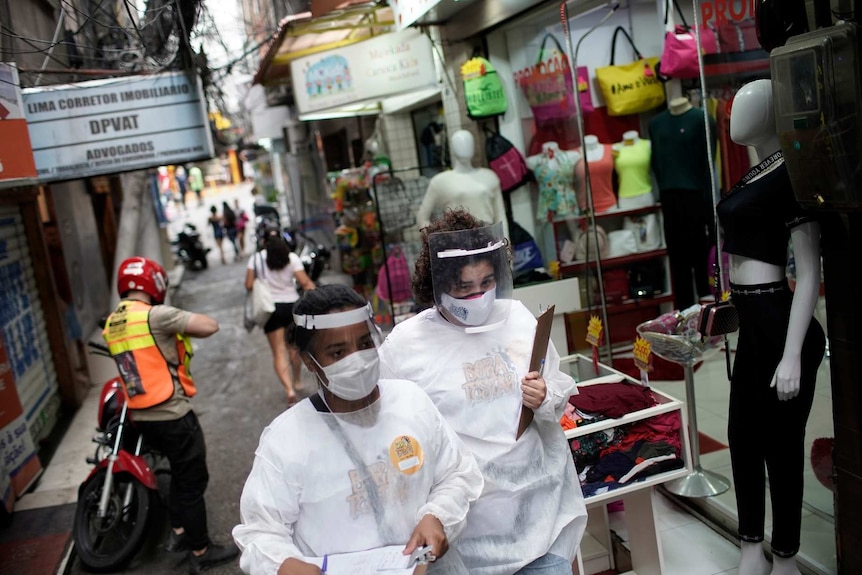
[569, 382, 657, 418]
[602, 412, 683, 456]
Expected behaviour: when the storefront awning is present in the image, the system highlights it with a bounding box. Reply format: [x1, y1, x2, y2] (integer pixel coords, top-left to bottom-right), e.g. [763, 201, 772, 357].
[253, 2, 395, 87]
[296, 86, 441, 122]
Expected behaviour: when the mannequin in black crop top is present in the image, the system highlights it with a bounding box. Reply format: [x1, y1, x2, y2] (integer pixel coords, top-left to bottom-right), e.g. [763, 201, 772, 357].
[721, 80, 825, 575]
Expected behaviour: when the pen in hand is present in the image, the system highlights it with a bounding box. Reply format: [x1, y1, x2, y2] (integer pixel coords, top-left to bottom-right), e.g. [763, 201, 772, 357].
[321, 554, 327, 575]
[538, 358, 545, 378]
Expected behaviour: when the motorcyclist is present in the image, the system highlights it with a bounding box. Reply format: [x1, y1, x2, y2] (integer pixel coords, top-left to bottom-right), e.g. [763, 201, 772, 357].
[102, 257, 238, 574]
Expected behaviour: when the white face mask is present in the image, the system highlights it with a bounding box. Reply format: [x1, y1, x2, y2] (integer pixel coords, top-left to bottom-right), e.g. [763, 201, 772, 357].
[439, 287, 496, 326]
[312, 348, 380, 401]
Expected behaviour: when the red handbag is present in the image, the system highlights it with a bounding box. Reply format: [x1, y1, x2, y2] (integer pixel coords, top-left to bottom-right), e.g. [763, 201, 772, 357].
[717, 18, 761, 53]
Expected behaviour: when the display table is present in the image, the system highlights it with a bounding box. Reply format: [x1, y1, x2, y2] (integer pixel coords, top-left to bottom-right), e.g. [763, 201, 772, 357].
[560, 354, 692, 575]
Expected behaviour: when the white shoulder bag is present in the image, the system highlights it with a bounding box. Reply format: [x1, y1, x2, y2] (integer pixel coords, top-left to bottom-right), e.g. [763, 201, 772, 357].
[252, 252, 276, 327]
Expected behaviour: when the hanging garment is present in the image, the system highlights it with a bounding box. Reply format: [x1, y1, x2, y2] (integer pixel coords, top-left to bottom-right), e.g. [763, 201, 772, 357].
[614, 139, 654, 199]
[378, 301, 587, 575]
[574, 144, 617, 214]
[532, 152, 579, 220]
[233, 379, 483, 575]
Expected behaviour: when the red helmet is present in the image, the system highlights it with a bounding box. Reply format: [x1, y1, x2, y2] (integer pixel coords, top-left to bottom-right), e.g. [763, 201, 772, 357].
[117, 257, 168, 303]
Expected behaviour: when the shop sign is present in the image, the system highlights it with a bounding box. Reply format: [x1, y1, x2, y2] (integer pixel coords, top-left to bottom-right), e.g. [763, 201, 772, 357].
[22, 71, 214, 182]
[0, 63, 37, 186]
[699, 0, 755, 27]
[291, 29, 437, 115]
[388, 0, 443, 30]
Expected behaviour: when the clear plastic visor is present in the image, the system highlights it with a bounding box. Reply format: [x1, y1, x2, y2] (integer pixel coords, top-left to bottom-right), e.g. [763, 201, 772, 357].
[293, 304, 383, 366]
[429, 223, 513, 332]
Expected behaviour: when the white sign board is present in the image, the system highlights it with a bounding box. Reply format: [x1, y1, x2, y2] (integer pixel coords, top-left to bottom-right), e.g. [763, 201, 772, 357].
[291, 29, 438, 115]
[23, 72, 214, 182]
[388, 0, 444, 30]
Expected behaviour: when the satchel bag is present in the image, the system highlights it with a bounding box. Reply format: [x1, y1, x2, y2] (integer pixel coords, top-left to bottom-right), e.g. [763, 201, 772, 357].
[462, 56, 508, 119]
[515, 33, 577, 123]
[658, 0, 718, 79]
[575, 225, 610, 261]
[252, 253, 276, 327]
[485, 128, 531, 193]
[607, 229, 639, 257]
[243, 293, 256, 333]
[623, 213, 662, 251]
[376, 246, 412, 303]
[595, 26, 665, 116]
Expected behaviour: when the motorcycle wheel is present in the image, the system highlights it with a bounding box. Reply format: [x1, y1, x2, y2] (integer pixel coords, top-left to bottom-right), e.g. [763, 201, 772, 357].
[73, 470, 152, 572]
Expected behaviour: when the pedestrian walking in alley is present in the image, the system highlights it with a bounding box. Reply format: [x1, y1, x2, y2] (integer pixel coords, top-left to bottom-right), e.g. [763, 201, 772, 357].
[234, 199, 250, 254]
[209, 206, 227, 265]
[175, 165, 189, 209]
[223, 201, 241, 260]
[102, 257, 239, 574]
[188, 163, 205, 206]
[245, 227, 315, 405]
[232, 283, 483, 575]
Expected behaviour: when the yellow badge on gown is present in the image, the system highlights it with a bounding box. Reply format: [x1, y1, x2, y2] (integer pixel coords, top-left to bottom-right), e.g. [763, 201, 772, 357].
[389, 435, 424, 475]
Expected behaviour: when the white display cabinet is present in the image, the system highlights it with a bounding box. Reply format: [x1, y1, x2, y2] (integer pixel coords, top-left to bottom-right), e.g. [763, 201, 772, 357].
[560, 354, 693, 575]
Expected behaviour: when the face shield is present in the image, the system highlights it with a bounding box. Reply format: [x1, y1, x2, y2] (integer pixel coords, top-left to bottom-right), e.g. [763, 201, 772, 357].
[293, 304, 383, 402]
[429, 222, 513, 333]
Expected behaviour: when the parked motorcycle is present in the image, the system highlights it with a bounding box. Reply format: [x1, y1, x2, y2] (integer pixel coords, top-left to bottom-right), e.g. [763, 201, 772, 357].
[73, 342, 162, 572]
[172, 223, 210, 271]
[296, 232, 331, 283]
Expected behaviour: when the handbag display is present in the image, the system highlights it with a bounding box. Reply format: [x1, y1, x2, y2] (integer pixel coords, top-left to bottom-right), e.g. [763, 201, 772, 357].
[462, 56, 508, 119]
[623, 213, 662, 251]
[515, 33, 577, 123]
[658, 0, 718, 79]
[575, 225, 610, 262]
[252, 252, 276, 327]
[607, 229, 639, 257]
[576, 65, 595, 114]
[485, 127, 531, 194]
[595, 26, 665, 117]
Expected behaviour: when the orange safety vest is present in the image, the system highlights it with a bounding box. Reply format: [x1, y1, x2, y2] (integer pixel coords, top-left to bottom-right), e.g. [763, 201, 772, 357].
[102, 300, 196, 409]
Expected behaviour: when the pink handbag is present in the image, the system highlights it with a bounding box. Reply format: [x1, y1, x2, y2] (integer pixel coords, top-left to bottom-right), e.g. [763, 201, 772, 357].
[659, 0, 718, 79]
[516, 33, 577, 123]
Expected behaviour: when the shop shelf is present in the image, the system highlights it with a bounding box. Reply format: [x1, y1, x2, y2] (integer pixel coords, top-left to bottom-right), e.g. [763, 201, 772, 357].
[551, 203, 663, 226]
[559, 248, 668, 275]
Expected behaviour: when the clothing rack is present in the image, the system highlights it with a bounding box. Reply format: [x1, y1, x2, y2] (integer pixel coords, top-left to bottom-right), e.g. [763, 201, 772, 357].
[369, 166, 432, 327]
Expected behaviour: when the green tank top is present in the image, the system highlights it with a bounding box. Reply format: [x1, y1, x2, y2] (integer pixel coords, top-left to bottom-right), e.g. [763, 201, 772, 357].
[614, 139, 653, 199]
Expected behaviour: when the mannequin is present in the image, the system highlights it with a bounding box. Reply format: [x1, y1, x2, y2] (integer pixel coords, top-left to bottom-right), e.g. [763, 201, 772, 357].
[574, 135, 616, 214]
[417, 130, 510, 238]
[648, 95, 716, 309]
[718, 80, 825, 575]
[612, 131, 655, 210]
[526, 141, 581, 221]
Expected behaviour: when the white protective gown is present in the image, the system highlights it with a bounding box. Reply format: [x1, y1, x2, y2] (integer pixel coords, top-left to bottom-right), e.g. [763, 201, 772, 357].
[232, 379, 483, 575]
[378, 301, 587, 575]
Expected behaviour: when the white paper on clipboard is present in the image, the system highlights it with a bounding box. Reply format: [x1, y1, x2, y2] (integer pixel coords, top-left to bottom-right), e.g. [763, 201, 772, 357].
[517, 305, 555, 439]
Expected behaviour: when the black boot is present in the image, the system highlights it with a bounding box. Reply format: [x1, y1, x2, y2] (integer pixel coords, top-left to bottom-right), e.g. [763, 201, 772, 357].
[188, 542, 239, 574]
[164, 529, 190, 553]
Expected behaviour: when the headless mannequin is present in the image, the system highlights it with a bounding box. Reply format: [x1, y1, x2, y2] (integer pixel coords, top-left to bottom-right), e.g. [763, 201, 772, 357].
[526, 141, 581, 221]
[574, 135, 616, 214]
[648, 96, 716, 309]
[722, 80, 825, 575]
[417, 130, 509, 238]
[612, 131, 655, 210]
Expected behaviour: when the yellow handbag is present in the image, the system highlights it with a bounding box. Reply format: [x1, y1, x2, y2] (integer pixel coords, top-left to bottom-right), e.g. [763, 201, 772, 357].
[595, 26, 665, 116]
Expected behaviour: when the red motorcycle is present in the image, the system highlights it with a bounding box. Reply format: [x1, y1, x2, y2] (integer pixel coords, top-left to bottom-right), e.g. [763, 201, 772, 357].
[73, 342, 162, 571]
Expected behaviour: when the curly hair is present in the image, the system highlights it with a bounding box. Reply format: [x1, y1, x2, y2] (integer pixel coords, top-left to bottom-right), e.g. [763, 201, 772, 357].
[286, 284, 367, 352]
[412, 209, 511, 307]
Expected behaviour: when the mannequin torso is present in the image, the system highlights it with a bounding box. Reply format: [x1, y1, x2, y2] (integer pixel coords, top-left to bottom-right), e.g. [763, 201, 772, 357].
[613, 131, 654, 206]
[417, 130, 509, 238]
[526, 141, 581, 220]
[574, 135, 616, 213]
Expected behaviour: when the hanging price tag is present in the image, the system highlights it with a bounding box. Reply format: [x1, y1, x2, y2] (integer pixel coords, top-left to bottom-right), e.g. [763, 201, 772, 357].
[586, 316, 603, 375]
[633, 336, 652, 387]
[721, 290, 731, 302]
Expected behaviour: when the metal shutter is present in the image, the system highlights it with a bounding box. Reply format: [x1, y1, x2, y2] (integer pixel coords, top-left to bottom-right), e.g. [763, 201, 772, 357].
[0, 204, 59, 444]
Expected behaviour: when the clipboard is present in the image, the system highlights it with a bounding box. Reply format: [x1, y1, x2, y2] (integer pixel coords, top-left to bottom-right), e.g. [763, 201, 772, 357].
[517, 305, 555, 439]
